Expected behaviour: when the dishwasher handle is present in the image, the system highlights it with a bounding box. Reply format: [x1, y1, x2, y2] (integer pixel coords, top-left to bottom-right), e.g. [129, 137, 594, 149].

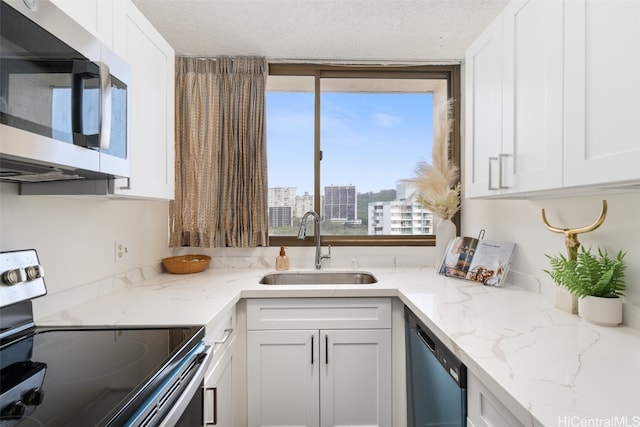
[405, 307, 467, 389]
[417, 327, 435, 353]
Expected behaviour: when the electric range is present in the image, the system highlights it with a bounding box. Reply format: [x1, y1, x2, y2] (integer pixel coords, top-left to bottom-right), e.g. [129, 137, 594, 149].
[0, 249, 211, 426]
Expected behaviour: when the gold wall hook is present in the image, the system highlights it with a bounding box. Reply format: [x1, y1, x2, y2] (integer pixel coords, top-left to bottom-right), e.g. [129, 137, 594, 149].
[541, 200, 608, 260]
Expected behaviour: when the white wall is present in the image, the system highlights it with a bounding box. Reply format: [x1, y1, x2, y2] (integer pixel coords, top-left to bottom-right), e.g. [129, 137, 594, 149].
[460, 192, 640, 325]
[4, 177, 639, 328]
[0, 183, 172, 296]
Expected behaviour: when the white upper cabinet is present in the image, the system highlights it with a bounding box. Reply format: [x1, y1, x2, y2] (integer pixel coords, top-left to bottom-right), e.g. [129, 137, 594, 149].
[112, 1, 175, 200]
[44, 0, 175, 199]
[465, 0, 563, 198]
[50, 0, 113, 48]
[502, 0, 564, 194]
[465, 14, 504, 197]
[466, 0, 640, 198]
[564, 0, 640, 188]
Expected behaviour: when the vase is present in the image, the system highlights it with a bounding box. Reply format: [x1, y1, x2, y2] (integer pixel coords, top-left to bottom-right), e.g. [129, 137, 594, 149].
[434, 217, 456, 269]
[578, 295, 623, 326]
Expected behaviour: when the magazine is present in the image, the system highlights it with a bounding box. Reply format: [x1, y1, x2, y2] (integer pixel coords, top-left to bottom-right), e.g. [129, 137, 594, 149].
[438, 234, 515, 287]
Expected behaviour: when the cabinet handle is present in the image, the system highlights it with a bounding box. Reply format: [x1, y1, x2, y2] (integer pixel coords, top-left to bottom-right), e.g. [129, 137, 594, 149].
[311, 335, 314, 364]
[204, 387, 218, 425]
[498, 153, 511, 189]
[488, 156, 498, 190]
[118, 177, 131, 190]
[325, 334, 329, 364]
[213, 328, 233, 353]
[214, 328, 233, 345]
[488, 154, 511, 190]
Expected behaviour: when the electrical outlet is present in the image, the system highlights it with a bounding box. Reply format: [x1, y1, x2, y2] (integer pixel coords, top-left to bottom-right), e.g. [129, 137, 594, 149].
[115, 241, 129, 262]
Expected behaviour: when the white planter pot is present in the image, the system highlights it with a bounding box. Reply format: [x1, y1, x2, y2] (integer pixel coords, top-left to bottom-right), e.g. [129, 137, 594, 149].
[555, 286, 578, 314]
[578, 295, 623, 326]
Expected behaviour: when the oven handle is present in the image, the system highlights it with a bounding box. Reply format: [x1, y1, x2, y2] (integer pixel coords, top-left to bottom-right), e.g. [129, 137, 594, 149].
[157, 345, 213, 427]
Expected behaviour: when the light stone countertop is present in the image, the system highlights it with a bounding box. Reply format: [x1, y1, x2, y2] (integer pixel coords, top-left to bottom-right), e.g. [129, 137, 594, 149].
[36, 266, 640, 427]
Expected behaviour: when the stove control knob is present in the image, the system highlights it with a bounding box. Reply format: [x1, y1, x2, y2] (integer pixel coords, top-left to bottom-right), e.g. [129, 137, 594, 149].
[2, 268, 26, 285]
[1, 400, 26, 418]
[23, 388, 45, 406]
[25, 265, 44, 281]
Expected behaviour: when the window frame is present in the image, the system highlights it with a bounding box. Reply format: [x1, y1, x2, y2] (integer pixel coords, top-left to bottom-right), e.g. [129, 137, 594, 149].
[268, 64, 461, 247]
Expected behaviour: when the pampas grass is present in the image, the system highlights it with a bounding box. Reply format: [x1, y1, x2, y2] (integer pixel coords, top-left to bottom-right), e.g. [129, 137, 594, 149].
[401, 98, 460, 220]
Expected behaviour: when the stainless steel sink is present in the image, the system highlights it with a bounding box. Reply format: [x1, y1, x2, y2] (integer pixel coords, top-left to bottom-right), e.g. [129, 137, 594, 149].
[259, 271, 378, 285]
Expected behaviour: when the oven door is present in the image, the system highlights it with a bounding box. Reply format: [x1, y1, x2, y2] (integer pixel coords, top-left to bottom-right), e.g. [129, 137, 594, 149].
[161, 347, 213, 427]
[126, 344, 213, 427]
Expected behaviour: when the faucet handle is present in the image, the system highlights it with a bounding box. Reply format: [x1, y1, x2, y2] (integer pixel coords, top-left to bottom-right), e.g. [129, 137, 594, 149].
[322, 244, 332, 260]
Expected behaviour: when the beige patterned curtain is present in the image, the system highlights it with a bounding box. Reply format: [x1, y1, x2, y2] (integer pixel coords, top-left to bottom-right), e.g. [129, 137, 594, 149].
[170, 57, 269, 247]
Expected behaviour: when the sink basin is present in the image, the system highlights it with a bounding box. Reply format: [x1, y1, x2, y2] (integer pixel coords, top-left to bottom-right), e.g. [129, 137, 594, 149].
[259, 271, 378, 285]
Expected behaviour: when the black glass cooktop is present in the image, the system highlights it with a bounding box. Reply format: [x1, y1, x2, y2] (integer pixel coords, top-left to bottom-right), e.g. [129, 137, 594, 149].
[0, 325, 204, 426]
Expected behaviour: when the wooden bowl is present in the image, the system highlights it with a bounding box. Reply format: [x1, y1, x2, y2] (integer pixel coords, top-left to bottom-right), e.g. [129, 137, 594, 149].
[161, 255, 211, 274]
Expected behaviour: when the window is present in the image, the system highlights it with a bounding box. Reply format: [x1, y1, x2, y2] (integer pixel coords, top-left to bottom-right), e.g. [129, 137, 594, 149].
[267, 65, 460, 247]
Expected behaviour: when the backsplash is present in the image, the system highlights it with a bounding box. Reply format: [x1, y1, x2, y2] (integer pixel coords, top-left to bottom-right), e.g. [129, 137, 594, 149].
[462, 191, 640, 330]
[3, 180, 639, 329]
[32, 263, 164, 320]
[171, 245, 437, 270]
[0, 183, 172, 294]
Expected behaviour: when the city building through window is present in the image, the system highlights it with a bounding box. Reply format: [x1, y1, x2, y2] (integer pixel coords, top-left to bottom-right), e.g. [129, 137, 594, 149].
[266, 65, 460, 246]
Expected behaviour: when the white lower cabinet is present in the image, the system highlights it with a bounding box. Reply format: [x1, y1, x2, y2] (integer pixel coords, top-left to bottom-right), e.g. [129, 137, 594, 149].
[247, 329, 319, 426]
[467, 372, 524, 427]
[203, 307, 238, 426]
[320, 328, 391, 427]
[246, 298, 392, 427]
[204, 336, 236, 426]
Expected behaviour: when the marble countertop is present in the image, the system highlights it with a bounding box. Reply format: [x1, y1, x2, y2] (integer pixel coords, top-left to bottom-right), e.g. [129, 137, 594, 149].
[36, 266, 640, 427]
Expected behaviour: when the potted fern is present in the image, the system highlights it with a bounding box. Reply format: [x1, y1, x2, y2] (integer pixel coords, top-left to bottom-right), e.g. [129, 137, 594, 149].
[545, 247, 626, 326]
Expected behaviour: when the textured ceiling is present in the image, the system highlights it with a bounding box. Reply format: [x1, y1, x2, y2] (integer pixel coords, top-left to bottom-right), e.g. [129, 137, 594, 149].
[132, 0, 509, 62]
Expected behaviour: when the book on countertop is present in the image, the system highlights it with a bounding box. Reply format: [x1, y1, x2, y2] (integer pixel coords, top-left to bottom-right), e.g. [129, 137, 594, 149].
[438, 232, 515, 287]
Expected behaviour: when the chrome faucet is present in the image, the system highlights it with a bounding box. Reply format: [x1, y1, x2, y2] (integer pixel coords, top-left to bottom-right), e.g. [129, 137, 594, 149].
[297, 211, 331, 269]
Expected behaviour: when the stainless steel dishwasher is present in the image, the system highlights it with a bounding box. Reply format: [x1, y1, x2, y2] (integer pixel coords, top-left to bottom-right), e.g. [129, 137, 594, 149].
[405, 307, 467, 427]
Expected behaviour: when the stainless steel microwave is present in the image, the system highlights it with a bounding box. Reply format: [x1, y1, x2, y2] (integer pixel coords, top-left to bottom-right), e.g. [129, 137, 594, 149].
[0, 0, 130, 185]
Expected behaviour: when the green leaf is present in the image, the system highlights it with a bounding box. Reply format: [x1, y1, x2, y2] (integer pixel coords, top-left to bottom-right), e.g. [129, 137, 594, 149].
[544, 247, 626, 298]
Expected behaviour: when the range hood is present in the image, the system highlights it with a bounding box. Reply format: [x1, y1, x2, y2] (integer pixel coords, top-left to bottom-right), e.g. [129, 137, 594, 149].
[0, 156, 115, 195]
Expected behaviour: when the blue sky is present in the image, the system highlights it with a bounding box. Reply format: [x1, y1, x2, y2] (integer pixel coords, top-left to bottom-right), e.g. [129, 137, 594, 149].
[266, 91, 434, 195]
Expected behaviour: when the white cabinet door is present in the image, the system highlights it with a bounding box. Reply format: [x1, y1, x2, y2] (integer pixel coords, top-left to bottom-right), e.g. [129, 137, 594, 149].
[205, 337, 236, 427]
[467, 372, 525, 427]
[247, 330, 320, 427]
[320, 329, 392, 427]
[465, 15, 504, 198]
[501, 0, 563, 193]
[112, 1, 175, 200]
[50, 0, 112, 47]
[466, 0, 564, 198]
[246, 299, 392, 427]
[564, 0, 640, 188]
